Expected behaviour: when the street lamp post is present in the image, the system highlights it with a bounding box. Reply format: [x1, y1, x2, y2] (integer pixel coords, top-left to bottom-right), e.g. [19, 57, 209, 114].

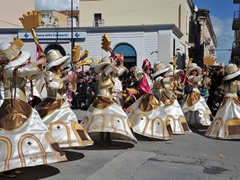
[71, 0, 74, 51]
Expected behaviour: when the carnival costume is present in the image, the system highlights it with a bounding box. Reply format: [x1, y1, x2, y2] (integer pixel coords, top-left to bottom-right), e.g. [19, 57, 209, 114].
[205, 63, 240, 139]
[36, 50, 93, 148]
[0, 39, 67, 174]
[112, 75, 124, 107]
[124, 59, 153, 102]
[80, 56, 137, 145]
[159, 65, 192, 134]
[126, 61, 173, 140]
[181, 63, 212, 126]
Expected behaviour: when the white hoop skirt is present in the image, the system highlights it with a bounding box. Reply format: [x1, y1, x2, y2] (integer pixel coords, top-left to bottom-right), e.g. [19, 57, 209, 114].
[80, 96, 137, 143]
[205, 94, 240, 139]
[0, 99, 67, 173]
[37, 98, 93, 148]
[126, 93, 173, 140]
[181, 89, 212, 126]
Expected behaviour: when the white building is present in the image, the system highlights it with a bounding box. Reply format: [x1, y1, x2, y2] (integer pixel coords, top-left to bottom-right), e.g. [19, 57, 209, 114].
[0, 24, 183, 69]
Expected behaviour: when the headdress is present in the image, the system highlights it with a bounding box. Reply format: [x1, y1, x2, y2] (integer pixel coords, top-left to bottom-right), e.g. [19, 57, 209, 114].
[188, 63, 202, 75]
[94, 56, 112, 74]
[46, 50, 71, 70]
[151, 61, 169, 78]
[0, 37, 30, 69]
[168, 64, 181, 77]
[223, 63, 240, 80]
[142, 59, 152, 71]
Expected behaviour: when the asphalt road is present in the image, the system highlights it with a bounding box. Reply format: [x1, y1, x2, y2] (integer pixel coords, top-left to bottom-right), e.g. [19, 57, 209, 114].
[3, 110, 240, 180]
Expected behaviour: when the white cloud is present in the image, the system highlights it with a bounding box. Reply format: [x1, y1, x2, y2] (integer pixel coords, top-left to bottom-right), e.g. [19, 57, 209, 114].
[211, 16, 234, 65]
[35, 0, 79, 10]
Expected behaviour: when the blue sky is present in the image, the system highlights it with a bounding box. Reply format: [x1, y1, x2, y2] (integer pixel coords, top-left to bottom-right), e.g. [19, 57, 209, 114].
[194, 0, 238, 65]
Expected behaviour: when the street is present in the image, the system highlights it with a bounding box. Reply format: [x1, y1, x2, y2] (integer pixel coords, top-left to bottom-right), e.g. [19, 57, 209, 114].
[3, 110, 240, 180]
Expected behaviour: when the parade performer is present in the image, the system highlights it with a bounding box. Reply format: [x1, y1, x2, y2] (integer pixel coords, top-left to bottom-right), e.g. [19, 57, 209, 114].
[0, 38, 67, 177]
[80, 56, 137, 147]
[36, 49, 93, 148]
[112, 53, 127, 107]
[200, 68, 212, 101]
[123, 59, 153, 104]
[205, 63, 240, 139]
[126, 61, 173, 140]
[181, 63, 212, 126]
[161, 64, 192, 134]
[112, 74, 124, 106]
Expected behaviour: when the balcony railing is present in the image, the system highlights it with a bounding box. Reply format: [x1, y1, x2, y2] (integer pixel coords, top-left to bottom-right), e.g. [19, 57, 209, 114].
[234, 0, 240, 4]
[93, 19, 105, 27]
[232, 11, 240, 30]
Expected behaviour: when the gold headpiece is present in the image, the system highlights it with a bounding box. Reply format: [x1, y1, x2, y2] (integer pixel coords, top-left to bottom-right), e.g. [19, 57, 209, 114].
[72, 45, 81, 63]
[101, 34, 111, 52]
[0, 37, 24, 62]
[46, 50, 63, 64]
[19, 11, 42, 31]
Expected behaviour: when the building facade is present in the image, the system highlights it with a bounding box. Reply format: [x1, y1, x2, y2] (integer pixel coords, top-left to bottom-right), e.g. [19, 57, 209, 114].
[188, 8, 218, 68]
[231, 0, 240, 65]
[0, 24, 183, 69]
[79, 0, 196, 65]
[0, 0, 34, 27]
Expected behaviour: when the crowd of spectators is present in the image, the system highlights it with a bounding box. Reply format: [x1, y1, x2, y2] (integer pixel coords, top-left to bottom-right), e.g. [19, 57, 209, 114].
[69, 64, 225, 115]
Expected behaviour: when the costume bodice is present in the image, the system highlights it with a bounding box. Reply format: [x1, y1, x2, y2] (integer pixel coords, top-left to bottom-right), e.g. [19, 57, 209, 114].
[221, 80, 240, 94]
[3, 63, 41, 101]
[188, 75, 202, 89]
[98, 72, 114, 99]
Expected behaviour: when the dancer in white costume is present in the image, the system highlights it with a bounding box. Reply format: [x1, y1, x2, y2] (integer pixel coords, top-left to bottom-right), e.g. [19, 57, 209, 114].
[0, 38, 67, 177]
[37, 50, 93, 148]
[160, 64, 192, 134]
[126, 61, 173, 140]
[205, 63, 240, 139]
[80, 56, 137, 147]
[181, 63, 212, 126]
[112, 74, 124, 107]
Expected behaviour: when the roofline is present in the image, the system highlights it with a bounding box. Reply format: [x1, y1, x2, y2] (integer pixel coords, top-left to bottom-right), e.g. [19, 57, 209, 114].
[0, 24, 183, 38]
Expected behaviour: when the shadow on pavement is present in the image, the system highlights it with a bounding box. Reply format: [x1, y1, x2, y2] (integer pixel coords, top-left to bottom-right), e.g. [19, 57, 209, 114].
[63, 150, 85, 161]
[73, 140, 135, 150]
[0, 165, 60, 180]
[134, 133, 172, 142]
[0, 151, 85, 180]
[189, 125, 208, 136]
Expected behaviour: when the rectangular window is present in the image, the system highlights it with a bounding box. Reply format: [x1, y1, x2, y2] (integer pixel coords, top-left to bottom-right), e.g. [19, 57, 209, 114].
[178, 5, 181, 30]
[94, 13, 102, 21]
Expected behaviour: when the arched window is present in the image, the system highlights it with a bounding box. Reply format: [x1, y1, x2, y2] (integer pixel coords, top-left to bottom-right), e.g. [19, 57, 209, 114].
[44, 44, 66, 56]
[113, 44, 136, 69]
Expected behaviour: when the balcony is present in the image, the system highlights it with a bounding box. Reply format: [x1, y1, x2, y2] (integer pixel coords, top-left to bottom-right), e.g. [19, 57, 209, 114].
[233, 11, 240, 30]
[234, 0, 240, 4]
[93, 19, 105, 27]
